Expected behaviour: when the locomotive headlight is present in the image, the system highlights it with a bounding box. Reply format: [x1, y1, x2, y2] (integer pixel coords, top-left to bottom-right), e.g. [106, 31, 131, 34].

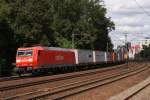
[16, 59, 21, 63]
[28, 58, 33, 62]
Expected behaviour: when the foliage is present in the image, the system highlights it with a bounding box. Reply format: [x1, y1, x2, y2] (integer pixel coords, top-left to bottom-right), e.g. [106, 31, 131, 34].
[0, 0, 115, 76]
[139, 45, 150, 58]
[0, 19, 15, 76]
[1, 0, 114, 49]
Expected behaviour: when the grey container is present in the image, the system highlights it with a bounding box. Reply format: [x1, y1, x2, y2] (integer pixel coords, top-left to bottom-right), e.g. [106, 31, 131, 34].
[73, 49, 94, 64]
[94, 51, 106, 63]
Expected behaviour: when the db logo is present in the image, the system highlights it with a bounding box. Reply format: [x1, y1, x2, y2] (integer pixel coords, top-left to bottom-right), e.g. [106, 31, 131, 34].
[55, 55, 64, 60]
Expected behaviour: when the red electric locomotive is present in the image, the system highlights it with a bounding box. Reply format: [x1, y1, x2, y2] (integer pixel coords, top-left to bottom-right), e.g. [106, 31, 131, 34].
[16, 46, 75, 75]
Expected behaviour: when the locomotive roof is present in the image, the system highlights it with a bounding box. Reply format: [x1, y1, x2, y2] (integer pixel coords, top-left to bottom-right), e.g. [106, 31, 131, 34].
[17, 46, 75, 52]
[43, 47, 74, 51]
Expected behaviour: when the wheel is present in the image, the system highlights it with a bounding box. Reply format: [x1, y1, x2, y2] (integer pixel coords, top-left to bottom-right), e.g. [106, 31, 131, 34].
[32, 70, 38, 76]
[17, 72, 22, 77]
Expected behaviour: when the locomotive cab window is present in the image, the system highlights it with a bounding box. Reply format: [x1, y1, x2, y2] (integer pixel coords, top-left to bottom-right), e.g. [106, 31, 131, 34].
[17, 50, 33, 56]
[17, 51, 25, 56]
[26, 50, 33, 56]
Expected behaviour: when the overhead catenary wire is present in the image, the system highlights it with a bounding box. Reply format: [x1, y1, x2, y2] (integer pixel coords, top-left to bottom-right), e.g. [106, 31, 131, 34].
[107, 0, 150, 48]
[110, 33, 125, 43]
[133, 0, 150, 16]
[111, 33, 143, 48]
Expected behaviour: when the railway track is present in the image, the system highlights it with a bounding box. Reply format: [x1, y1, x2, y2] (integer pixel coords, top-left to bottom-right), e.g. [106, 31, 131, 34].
[3, 63, 148, 100]
[0, 63, 127, 92]
[125, 83, 150, 100]
[0, 64, 125, 83]
[109, 72, 150, 100]
[0, 77, 19, 82]
[0, 75, 32, 82]
[22, 64, 149, 100]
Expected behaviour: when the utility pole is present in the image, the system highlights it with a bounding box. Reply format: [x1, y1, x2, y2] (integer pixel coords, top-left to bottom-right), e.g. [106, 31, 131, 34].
[72, 33, 91, 48]
[72, 34, 75, 48]
[124, 33, 127, 47]
[124, 32, 129, 65]
[106, 42, 108, 53]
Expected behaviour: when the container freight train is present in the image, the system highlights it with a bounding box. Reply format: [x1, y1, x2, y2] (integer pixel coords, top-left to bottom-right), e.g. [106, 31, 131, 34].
[16, 46, 128, 75]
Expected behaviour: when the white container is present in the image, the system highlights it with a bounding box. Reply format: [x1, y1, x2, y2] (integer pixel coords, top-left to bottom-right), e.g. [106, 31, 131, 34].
[73, 49, 94, 64]
[94, 51, 106, 63]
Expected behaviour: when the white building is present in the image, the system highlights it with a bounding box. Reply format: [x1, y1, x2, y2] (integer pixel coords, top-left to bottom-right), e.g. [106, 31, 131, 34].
[139, 37, 150, 50]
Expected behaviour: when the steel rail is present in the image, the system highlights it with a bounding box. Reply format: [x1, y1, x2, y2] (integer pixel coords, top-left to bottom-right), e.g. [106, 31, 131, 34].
[25, 65, 149, 100]
[0, 64, 128, 92]
[124, 83, 150, 100]
[4, 64, 147, 100]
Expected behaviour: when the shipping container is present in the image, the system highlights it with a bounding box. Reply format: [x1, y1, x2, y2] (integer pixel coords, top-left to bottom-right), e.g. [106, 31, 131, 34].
[73, 49, 94, 64]
[106, 52, 113, 62]
[94, 51, 106, 63]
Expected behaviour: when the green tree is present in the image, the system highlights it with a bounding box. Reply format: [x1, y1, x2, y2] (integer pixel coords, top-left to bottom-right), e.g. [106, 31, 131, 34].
[138, 45, 150, 58]
[0, 19, 15, 76]
[3, 0, 114, 50]
[0, 0, 115, 76]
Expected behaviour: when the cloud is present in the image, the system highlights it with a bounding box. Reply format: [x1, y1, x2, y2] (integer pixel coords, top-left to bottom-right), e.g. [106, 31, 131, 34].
[104, 0, 150, 48]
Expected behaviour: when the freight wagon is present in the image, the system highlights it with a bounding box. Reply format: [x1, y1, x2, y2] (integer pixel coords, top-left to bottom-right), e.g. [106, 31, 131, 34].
[16, 46, 128, 75]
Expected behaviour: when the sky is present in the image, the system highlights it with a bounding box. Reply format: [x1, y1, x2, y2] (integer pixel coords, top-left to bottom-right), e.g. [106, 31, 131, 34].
[104, 0, 150, 48]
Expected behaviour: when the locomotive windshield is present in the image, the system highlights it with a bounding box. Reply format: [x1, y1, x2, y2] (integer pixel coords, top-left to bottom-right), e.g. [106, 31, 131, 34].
[17, 50, 33, 56]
